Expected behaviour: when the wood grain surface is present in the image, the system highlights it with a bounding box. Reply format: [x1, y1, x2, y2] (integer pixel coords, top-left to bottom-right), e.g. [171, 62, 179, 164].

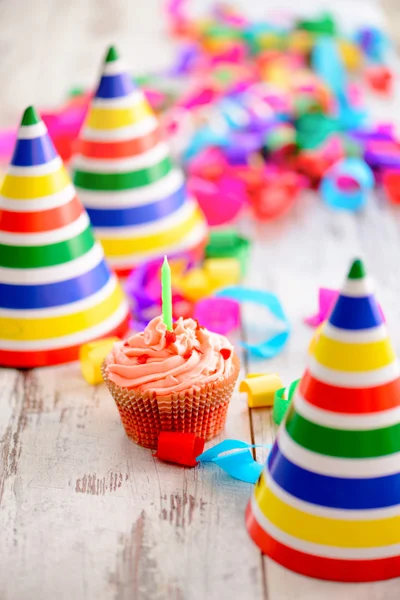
[0, 0, 400, 598]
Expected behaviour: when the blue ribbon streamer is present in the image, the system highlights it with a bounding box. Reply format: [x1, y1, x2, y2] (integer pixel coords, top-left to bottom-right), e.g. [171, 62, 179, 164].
[312, 37, 346, 97]
[197, 439, 272, 484]
[216, 286, 290, 359]
[320, 157, 374, 211]
[183, 125, 230, 161]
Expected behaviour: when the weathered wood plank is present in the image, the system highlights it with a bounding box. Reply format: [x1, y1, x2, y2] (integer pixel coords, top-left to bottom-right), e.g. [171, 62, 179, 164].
[0, 359, 265, 599]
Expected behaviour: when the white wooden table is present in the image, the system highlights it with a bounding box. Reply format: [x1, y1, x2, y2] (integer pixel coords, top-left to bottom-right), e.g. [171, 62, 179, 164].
[1, 1, 400, 598]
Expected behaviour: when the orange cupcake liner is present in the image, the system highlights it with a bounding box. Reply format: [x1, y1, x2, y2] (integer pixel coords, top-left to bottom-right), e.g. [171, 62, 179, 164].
[101, 353, 240, 449]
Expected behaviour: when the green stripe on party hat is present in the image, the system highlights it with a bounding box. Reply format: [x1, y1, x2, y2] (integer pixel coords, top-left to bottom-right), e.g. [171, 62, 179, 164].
[105, 45, 119, 62]
[328, 259, 382, 330]
[21, 105, 41, 126]
[91, 44, 136, 99]
[7, 105, 58, 171]
[348, 258, 366, 279]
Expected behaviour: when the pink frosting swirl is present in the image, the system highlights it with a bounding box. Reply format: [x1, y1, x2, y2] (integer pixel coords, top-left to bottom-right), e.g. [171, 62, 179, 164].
[106, 316, 234, 394]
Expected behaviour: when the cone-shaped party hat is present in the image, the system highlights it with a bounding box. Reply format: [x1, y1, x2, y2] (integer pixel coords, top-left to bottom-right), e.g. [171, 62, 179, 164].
[72, 46, 208, 277]
[0, 106, 130, 368]
[246, 259, 400, 582]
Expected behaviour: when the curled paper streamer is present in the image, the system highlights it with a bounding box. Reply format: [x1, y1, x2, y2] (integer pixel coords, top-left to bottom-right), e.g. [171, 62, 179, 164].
[240, 373, 283, 408]
[383, 170, 400, 204]
[272, 379, 300, 425]
[364, 140, 400, 170]
[156, 432, 205, 467]
[183, 125, 229, 161]
[80, 337, 121, 385]
[193, 297, 240, 335]
[216, 287, 290, 359]
[312, 37, 346, 96]
[197, 439, 272, 484]
[304, 288, 339, 328]
[0, 129, 16, 162]
[174, 258, 241, 302]
[205, 229, 251, 276]
[355, 26, 388, 63]
[365, 65, 393, 94]
[250, 170, 304, 221]
[320, 157, 374, 211]
[126, 259, 161, 313]
[188, 175, 246, 226]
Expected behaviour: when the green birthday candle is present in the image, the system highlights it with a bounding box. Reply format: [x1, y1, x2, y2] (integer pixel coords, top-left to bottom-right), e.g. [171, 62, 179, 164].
[161, 255, 173, 331]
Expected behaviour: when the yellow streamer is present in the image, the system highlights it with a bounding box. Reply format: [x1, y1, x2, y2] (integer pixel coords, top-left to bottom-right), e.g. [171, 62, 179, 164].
[240, 373, 283, 408]
[80, 337, 120, 385]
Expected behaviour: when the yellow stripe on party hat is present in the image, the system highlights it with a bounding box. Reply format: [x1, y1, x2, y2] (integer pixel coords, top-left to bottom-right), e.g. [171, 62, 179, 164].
[0, 279, 124, 341]
[1, 165, 70, 199]
[0, 106, 130, 368]
[255, 472, 400, 548]
[246, 258, 400, 583]
[86, 101, 153, 130]
[73, 45, 207, 276]
[99, 203, 203, 256]
[82, 45, 157, 135]
[314, 335, 395, 371]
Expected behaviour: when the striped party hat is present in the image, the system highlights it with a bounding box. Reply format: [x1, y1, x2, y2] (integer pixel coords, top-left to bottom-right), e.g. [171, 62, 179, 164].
[0, 106, 130, 368]
[72, 46, 208, 277]
[246, 259, 400, 582]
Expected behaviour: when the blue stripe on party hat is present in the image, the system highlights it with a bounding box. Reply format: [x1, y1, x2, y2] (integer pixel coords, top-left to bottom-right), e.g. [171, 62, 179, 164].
[11, 106, 58, 167]
[95, 45, 136, 99]
[328, 259, 383, 330]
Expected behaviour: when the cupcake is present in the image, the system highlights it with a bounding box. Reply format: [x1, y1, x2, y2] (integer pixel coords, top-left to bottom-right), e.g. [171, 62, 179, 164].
[102, 315, 240, 449]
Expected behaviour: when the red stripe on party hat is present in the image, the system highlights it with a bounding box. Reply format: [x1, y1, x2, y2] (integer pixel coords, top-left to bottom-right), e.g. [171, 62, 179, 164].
[300, 370, 400, 414]
[0, 196, 83, 233]
[75, 127, 161, 160]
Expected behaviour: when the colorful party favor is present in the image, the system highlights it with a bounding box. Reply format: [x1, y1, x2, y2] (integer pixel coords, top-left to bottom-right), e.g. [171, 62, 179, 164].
[240, 373, 283, 408]
[72, 46, 208, 277]
[246, 259, 400, 582]
[0, 107, 130, 368]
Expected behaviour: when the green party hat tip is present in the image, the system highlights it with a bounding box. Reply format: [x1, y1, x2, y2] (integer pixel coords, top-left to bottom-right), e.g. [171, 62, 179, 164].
[21, 106, 41, 126]
[105, 45, 119, 63]
[348, 258, 366, 280]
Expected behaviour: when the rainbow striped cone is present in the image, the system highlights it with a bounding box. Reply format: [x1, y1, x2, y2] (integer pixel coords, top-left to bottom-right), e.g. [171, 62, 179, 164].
[246, 259, 400, 582]
[72, 46, 208, 277]
[0, 106, 130, 368]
